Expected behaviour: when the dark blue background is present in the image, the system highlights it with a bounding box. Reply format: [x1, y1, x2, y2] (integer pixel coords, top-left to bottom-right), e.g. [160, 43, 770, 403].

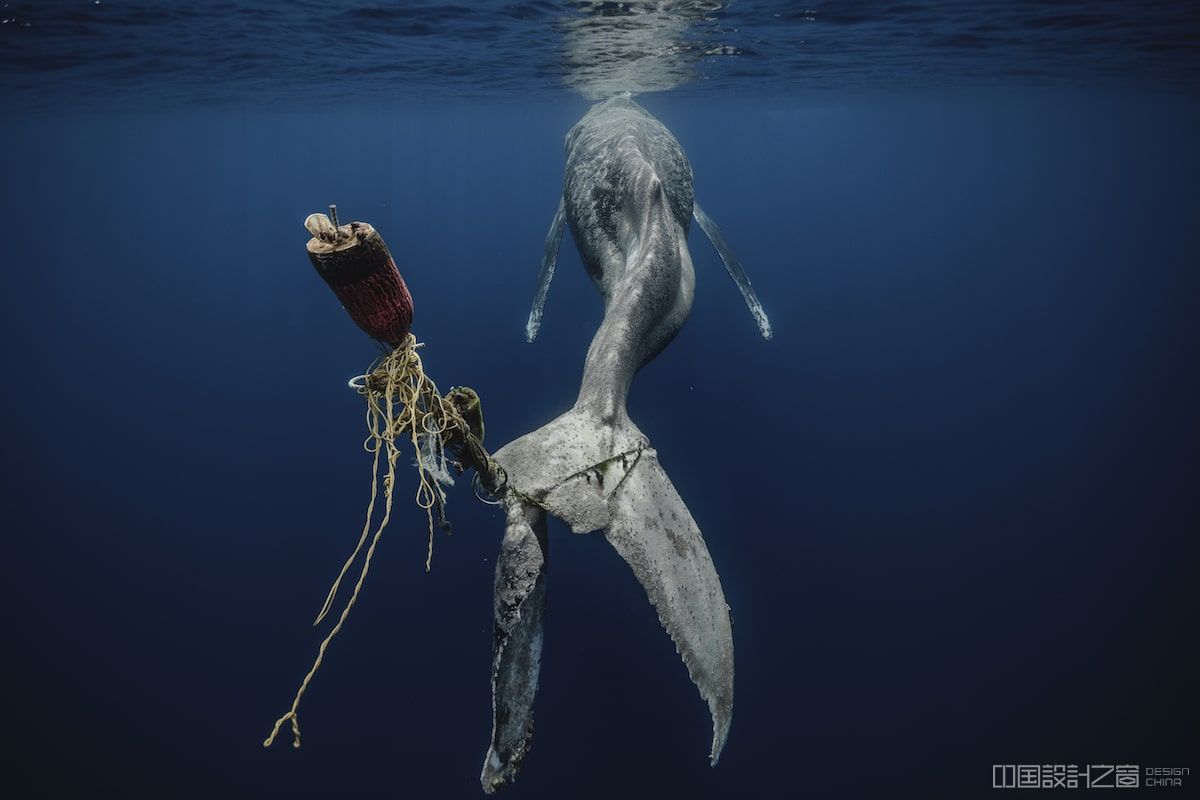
[2, 89, 1197, 797]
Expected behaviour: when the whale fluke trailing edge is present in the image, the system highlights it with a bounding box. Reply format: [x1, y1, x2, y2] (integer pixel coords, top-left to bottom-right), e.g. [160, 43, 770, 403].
[483, 96, 768, 793]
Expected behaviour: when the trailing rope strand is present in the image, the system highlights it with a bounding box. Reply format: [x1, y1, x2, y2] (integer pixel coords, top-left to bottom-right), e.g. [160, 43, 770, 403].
[312, 441, 381, 626]
[264, 334, 470, 750]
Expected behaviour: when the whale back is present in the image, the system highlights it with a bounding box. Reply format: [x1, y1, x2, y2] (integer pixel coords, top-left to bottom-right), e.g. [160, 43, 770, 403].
[563, 96, 695, 296]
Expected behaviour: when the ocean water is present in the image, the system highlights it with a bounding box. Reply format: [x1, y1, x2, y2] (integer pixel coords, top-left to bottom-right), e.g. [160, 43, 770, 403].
[2, 2, 1198, 798]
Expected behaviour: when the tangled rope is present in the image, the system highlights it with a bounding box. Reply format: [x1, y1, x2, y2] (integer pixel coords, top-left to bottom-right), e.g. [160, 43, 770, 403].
[263, 333, 469, 750]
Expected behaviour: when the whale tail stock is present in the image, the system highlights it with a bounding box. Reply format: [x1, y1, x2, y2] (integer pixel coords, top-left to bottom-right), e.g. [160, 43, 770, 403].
[480, 408, 734, 792]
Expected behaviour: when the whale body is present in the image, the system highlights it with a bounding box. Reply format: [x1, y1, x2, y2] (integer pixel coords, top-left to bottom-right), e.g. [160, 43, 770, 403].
[480, 96, 770, 793]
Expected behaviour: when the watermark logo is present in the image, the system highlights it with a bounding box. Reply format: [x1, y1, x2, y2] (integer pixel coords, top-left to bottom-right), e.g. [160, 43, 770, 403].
[992, 765, 1188, 789]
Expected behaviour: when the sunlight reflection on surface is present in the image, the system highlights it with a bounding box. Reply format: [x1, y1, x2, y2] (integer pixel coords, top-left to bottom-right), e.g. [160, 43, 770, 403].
[561, 1, 749, 98]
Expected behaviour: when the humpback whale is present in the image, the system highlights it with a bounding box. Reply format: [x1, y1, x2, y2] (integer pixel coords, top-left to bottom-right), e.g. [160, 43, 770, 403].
[481, 95, 771, 792]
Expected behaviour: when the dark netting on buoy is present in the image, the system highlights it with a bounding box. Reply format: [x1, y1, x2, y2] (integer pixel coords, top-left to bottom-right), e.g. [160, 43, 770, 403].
[304, 205, 413, 346]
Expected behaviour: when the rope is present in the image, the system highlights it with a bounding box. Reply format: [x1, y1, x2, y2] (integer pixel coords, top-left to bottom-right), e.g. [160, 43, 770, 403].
[263, 333, 648, 750]
[264, 333, 469, 750]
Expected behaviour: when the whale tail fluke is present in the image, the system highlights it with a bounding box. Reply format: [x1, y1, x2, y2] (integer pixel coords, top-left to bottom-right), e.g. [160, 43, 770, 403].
[602, 444, 735, 765]
[481, 499, 548, 795]
[481, 409, 734, 790]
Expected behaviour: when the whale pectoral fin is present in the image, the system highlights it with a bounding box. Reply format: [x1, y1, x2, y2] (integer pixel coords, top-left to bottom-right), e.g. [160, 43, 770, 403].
[603, 448, 734, 765]
[481, 498, 549, 794]
[525, 196, 568, 343]
[692, 201, 773, 340]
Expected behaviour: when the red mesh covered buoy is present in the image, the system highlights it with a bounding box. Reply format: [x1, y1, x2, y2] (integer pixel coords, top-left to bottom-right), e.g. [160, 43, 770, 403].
[305, 207, 413, 347]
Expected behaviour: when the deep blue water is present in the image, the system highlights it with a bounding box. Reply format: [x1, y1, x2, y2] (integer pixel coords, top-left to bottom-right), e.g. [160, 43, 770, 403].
[2, 2, 1198, 798]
